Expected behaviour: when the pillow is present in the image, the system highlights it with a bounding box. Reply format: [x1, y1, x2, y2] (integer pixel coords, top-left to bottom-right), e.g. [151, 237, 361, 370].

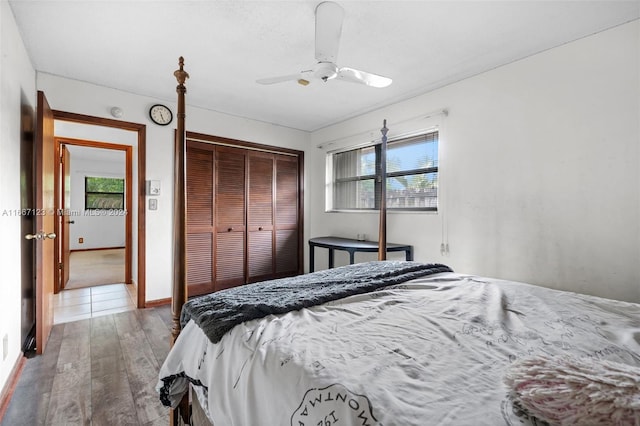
[504, 355, 640, 425]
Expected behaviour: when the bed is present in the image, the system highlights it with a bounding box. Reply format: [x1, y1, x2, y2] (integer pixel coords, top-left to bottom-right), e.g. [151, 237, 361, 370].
[157, 58, 640, 425]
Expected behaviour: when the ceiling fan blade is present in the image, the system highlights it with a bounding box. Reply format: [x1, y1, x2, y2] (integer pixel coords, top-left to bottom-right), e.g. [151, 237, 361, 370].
[256, 71, 312, 85]
[337, 67, 392, 88]
[315, 1, 345, 63]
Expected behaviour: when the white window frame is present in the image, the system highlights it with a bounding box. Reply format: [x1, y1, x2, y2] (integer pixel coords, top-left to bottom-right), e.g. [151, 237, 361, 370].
[326, 129, 439, 213]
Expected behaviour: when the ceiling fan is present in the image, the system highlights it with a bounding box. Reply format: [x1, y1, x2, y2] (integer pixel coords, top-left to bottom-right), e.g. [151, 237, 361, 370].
[256, 1, 392, 88]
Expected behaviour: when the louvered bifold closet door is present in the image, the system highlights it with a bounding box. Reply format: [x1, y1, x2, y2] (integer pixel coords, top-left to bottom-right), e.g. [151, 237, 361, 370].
[247, 152, 275, 283]
[215, 146, 246, 291]
[186, 143, 215, 297]
[274, 154, 300, 275]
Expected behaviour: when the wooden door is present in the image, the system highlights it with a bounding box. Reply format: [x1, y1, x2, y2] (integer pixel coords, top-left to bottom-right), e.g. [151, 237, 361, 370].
[247, 152, 274, 282]
[185, 137, 302, 294]
[19, 96, 36, 352]
[35, 91, 55, 354]
[214, 146, 246, 290]
[274, 154, 300, 276]
[186, 142, 215, 296]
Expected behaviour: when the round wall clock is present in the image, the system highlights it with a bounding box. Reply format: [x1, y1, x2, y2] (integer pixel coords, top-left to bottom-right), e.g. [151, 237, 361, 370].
[149, 104, 173, 126]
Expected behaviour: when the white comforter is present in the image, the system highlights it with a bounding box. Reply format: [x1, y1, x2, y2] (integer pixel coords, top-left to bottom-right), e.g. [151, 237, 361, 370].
[157, 273, 640, 425]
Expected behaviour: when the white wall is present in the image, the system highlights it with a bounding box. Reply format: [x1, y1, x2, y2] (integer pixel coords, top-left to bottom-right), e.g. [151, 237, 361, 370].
[310, 21, 640, 303]
[68, 155, 126, 250]
[36, 73, 311, 302]
[0, 0, 36, 398]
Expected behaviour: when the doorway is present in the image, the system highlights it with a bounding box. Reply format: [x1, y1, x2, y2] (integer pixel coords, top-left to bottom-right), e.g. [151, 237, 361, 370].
[51, 110, 147, 310]
[53, 138, 137, 324]
[55, 142, 131, 290]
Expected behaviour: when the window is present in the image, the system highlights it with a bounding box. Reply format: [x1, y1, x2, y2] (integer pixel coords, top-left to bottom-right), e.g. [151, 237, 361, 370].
[85, 176, 125, 210]
[329, 131, 438, 211]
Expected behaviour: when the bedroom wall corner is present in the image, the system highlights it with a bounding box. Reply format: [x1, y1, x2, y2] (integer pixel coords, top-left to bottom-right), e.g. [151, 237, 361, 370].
[0, 0, 37, 397]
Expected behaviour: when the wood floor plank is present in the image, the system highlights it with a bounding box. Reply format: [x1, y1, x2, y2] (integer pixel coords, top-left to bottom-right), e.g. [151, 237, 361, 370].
[45, 380, 92, 425]
[118, 330, 167, 424]
[57, 321, 91, 372]
[1, 323, 65, 425]
[91, 370, 139, 426]
[61, 317, 92, 337]
[51, 360, 91, 397]
[15, 326, 62, 389]
[137, 308, 172, 365]
[154, 303, 174, 329]
[1, 388, 50, 426]
[112, 310, 144, 339]
[91, 332, 122, 360]
[90, 314, 118, 337]
[91, 352, 127, 378]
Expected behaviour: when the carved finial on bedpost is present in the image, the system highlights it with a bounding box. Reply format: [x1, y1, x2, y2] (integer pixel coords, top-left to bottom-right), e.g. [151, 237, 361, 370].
[174, 56, 190, 87]
[378, 119, 388, 261]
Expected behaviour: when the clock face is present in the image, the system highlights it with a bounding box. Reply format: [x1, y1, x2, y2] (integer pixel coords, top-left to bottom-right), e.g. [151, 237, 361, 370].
[149, 104, 173, 125]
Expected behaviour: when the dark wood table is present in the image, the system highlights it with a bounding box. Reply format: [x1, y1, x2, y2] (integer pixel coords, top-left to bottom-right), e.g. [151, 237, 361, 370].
[308, 236, 414, 272]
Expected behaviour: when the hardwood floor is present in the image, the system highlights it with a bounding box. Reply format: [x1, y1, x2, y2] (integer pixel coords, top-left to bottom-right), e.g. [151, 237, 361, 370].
[1, 305, 172, 426]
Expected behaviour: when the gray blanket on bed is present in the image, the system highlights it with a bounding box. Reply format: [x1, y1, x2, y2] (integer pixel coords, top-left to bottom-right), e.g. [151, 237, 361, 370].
[181, 260, 452, 343]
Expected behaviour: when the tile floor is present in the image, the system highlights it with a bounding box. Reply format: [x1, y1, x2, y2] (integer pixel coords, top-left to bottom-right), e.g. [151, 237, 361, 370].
[53, 283, 137, 324]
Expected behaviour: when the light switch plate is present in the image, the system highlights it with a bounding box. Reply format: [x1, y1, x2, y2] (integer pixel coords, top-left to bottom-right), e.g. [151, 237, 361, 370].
[149, 198, 158, 210]
[146, 180, 161, 195]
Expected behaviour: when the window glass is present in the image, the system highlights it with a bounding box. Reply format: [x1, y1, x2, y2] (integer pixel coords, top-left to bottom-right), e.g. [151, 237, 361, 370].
[329, 131, 438, 211]
[85, 177, 125, 209]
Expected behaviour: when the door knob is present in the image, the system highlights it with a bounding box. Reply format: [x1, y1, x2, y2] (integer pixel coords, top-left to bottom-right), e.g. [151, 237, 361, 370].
[24, 231, 56, 240]
[67, 220, 75, 224]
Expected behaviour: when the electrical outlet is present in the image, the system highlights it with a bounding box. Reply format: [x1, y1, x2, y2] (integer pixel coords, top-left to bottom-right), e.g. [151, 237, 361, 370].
[79, 237, 84, 244]
[3, 334, 8, 361]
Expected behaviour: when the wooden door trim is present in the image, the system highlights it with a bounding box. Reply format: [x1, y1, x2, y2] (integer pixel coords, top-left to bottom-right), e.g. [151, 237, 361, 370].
[187, 131, 302, 157]
[51, 110, 147, 308]
[54, 137, 133, 292]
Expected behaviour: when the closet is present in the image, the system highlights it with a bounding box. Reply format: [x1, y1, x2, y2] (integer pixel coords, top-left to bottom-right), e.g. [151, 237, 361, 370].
[185, 134, 303, 297]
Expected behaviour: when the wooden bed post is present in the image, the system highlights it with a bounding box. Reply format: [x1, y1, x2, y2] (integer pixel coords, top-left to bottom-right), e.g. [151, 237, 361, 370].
[171, 56, 189, 345]
[171, 57, 190, 426]
[378, 119, 388, 260]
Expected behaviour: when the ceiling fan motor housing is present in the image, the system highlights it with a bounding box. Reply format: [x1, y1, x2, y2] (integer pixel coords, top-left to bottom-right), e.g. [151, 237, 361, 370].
[315, 61, 338, 81]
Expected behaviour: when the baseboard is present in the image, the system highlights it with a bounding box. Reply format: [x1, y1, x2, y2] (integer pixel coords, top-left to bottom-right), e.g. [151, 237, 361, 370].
[70, 246, 125, 253]
[145, 297, 171, 308]
[0, 355, 26, 423]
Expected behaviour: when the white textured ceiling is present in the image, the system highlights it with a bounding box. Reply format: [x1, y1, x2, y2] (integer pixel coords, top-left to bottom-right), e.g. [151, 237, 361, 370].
[9, 1, 640, 132]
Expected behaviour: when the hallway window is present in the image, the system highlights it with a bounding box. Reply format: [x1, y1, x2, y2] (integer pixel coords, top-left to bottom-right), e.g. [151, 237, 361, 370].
[85, 176, 125, 210]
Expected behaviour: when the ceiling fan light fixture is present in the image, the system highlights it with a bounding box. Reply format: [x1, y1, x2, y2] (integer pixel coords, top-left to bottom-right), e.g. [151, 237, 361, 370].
[314, 61, 338, 81]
